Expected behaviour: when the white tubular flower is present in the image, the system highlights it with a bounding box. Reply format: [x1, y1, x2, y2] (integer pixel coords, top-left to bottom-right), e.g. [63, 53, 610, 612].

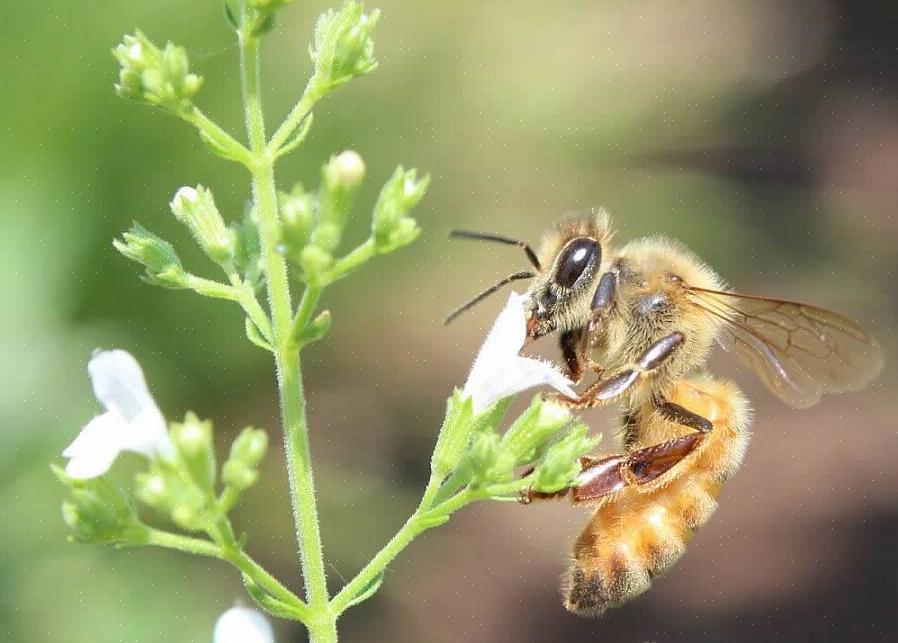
[213, 606, 275, 643]
[462, 292, 577, 413]
[63, 350, 174, 479]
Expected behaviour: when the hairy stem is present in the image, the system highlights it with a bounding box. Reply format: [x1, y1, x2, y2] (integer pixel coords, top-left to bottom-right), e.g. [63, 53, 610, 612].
[239, 23, 334, 641]
[330, 488, 477, 615]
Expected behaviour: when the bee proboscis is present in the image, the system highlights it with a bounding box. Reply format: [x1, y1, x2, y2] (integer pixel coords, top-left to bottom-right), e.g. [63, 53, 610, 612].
[447, 211, 883, 616]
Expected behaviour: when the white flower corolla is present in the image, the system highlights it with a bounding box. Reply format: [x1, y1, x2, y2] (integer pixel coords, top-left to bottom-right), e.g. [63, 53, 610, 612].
[462, 292, 577, 413]
[213, 606, 275, 643]
[63, 350, 174, 479]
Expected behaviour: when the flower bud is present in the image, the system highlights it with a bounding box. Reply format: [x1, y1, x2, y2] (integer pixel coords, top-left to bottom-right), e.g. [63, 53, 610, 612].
[466, 432, 515, 488]
[113, 31, 203, 114]
[170, 185, 236, 265]
[299, 245, 333, 281]
[294, 309, 332, 347]
[311, 3, 380, 89]
[430, 390, 475, 480]
[501, 396, 572, 465]
[532, 423, 601, 494]
[135, 461, 208, 532]
[113, 222, 187, 289]
[170, 412, 216, 493]
[54, 466, 145, 545]
[372, 166, 428, 253]
[222, 427, 268, 492]
[327, 150, 366, 190]
[279, 184, 316, 252]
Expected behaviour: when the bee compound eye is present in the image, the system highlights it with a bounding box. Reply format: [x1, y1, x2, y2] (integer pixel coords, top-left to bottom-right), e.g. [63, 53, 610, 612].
[554, 238, 601, 289]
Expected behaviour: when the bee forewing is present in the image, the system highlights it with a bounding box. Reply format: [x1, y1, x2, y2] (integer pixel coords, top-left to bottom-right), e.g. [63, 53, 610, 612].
[688, 287, 884, 408]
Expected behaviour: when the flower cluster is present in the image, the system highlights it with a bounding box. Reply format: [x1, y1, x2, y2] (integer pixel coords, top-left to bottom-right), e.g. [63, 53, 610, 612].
[56, 350, 268, 540]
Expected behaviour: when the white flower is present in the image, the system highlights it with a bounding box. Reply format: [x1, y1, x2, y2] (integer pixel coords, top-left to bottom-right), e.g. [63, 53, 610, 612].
[462, 292, 577, 413]
[213, 606, 275, 643]
[63, 350, 174, 479]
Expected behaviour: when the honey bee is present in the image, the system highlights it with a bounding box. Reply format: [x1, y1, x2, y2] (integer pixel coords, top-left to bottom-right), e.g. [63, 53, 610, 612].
[447, 210, 883, 616]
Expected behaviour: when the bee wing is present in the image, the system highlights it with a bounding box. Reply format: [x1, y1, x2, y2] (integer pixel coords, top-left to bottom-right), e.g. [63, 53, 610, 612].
[687, 287, 884, 408]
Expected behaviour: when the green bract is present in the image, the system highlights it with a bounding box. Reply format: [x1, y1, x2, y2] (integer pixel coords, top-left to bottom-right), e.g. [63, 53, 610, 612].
[113, 222, 187, 289]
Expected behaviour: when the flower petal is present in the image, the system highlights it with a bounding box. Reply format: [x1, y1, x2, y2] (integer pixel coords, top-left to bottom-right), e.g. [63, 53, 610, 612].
[213, 607, 275, 643]
[119, 408, 175, 460]
[89, 350, 157, 422]
[88, 349, 174, 460]
[462, 292, 576, 412]
[63, 412, 125, 479]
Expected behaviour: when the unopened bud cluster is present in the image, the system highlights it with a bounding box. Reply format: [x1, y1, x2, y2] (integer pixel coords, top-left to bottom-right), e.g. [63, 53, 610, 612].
[54, 467, 146, 545]
[113, 31, 202, 114]
[371, 167, 428, 253]
[311, 2, 379, 90]
[277, 150, 428, 284]
[135, 413, 267, 531]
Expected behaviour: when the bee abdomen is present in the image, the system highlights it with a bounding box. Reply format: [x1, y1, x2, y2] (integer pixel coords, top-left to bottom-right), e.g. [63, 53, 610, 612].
[564, 376, 749, 616]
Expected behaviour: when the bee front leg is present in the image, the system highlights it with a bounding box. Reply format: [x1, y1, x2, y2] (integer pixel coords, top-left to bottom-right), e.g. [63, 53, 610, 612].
[555, 331, 684, 409]
[559, 328, 591, 383]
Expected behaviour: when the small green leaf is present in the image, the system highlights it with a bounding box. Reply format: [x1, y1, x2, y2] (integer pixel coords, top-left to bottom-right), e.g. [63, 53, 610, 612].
[224, 2, 240, 30]
[245, 317, 273, 351]
[243, 575, 302, 619]
[344, 570, 385, 609]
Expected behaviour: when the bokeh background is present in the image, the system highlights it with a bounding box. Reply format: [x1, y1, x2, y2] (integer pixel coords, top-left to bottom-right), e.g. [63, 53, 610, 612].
[2, 0, 897, 641]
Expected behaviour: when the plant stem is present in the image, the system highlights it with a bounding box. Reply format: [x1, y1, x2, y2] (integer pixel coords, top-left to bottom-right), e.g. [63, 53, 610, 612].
[330, 488, 477, 615]
[239, 23, 334, 641]
[145, 528, 222, 558]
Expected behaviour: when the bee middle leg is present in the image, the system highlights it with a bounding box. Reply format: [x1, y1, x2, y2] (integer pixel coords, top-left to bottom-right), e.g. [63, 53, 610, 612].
[555, 331, 684, 409]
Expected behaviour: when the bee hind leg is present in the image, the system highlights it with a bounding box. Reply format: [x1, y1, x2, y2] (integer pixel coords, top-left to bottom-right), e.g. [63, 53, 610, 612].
[569, 432, 705, 504]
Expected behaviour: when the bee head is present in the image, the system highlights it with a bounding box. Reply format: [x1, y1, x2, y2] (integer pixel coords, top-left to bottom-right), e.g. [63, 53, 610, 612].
[524, 236, 603, 341]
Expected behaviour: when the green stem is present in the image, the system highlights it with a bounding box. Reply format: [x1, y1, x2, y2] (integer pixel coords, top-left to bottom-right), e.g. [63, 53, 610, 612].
[268, 80, 325, 155]
[227, 270, 273, 341]
[184, 107, 254, 168]
[145, 528, 222, 558]
[239, 23, 334, 640]
[320, 239, 376, 286]
[330, 489, 477, 615]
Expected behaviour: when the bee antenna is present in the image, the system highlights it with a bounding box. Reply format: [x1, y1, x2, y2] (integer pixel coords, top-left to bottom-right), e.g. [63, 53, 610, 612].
[444, 271, 536, 325]
[449, 230, 541, 270]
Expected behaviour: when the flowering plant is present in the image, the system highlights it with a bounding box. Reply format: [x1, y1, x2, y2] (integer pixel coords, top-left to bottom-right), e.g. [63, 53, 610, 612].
[54, 3, 599, 640]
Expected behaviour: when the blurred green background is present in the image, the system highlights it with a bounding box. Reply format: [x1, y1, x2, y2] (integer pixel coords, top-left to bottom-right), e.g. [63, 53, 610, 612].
[2, 1, 896, 641]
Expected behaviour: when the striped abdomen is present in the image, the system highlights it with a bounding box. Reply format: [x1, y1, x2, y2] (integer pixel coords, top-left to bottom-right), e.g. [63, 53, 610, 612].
[564, 375, 751, 615]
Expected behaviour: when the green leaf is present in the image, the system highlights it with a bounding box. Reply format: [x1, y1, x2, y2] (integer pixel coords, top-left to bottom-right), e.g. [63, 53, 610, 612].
[224, 2, 240, 30]
[343, 570, 385, 609]
[242, 575, 302, 619]
[245, 317, 273, 351]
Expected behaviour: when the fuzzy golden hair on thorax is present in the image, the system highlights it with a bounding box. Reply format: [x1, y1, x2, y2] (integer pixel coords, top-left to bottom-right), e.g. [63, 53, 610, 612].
[537, 209, 614, 269]
[616, 235, 726, 293]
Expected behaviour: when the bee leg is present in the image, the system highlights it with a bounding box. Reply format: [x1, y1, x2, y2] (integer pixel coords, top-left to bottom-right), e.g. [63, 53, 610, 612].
[560, 328, 590, 383]
[570, 433, 704, 503]
[554, 331, 684, 409]
[589, 271, 617, 333]
[656, 399, 713, 433]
